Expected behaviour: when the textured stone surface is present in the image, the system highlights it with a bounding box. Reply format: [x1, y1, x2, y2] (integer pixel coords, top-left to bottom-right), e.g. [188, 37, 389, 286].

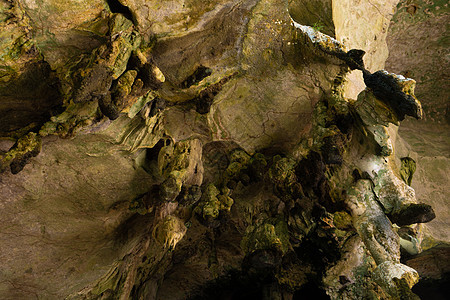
[386, 0, 450, 246]
[394, 125, 450, 243]
[0, 134, 154, 298]
[119, 0, 235, 39]
[333, 0, 399, 99]
[406, 245, 450, 280]
[20, 0, 109, 68]
[0, 0, 447, 299]
[386, 0, 449, 124]
[288, 0, 335, 37]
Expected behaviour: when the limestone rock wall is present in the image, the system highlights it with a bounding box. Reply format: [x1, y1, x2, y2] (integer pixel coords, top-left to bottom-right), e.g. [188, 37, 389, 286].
[0, 0, 447, 299]
[386, 0, 450, 246]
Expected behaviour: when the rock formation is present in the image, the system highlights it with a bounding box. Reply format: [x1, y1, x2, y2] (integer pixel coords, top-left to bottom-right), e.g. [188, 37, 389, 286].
[0, 0, 447, 299]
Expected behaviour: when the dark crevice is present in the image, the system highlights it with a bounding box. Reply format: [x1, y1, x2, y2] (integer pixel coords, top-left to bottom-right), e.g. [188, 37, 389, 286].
[294, 231, 341, 277]
[187, 269, 266, 300]
[106, 0, 136, 24]
[194, 74, 235, 114]
[180, 66, 212, 89]
[0, 60, 63, 135]
[412, 273, 450, 300]
[146, 139, 165, 161]
[292, 281, 330, 299]
[142, 138, 166, 175]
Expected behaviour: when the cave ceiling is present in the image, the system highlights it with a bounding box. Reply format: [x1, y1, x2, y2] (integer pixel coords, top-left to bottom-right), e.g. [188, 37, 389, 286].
[0, 0, 448, 299]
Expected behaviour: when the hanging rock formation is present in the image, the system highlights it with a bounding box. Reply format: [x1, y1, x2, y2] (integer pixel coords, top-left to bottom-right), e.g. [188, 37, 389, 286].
[0, 0, 447, 299]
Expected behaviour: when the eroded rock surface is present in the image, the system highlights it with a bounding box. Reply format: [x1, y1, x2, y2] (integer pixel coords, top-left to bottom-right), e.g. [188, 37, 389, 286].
[386, 0, 450, 248]
[0, 0, 447, 299]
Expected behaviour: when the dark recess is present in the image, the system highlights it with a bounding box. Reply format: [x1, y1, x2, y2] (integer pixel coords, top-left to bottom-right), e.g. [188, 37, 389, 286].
[0, 60, 63, 135]
[188, 269, 264, 300]
[363, 70, 422, 120]
[294, 230, 341, 276]
[106, 0, 135, 23]
[188, 266, 331, 300]
[412, 273, 450, 300]
[141, 138, 167, 174]
[180, 66, 212, 89]
[195, 75, 232, 115]
[293, 282, 330, 299]
[388, 203, 436, 226]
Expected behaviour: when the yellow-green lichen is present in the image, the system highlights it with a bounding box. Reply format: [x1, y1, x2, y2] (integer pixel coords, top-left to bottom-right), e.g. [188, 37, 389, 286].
[195, 184, 234, 220]
[268, 155, 296, 185]
[39, 101, 100, 138]
[223, 149, 268, 185]
[241, 219, 290, 255]
[129, 195, 153, 215]
[333, 211, 353, 230]
[158, 140, 191, 179]
[153, 215, 187, 250]
[276, 264, 309, 291]
[114, 70, 138, 98]
[229, 148, 251, 165]
[399, 157, 416, 186]
[110, 69, 141, 113]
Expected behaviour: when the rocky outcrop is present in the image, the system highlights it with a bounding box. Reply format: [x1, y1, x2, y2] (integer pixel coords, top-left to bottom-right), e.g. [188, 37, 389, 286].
[386, 0, 450, 250]
[0, 0, 446, 299]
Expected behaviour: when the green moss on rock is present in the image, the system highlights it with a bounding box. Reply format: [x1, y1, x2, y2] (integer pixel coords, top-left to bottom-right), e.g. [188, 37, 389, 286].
[0, 132, 41, 173]
[400, 157, 416, 186]
[153, 215, 187, 249]
[241, 218, 290, 255]
[194, 184, 233, 220]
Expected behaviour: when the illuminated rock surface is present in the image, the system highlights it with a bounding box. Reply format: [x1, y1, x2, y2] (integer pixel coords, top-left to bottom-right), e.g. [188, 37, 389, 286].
[0, 0, 447, 299]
